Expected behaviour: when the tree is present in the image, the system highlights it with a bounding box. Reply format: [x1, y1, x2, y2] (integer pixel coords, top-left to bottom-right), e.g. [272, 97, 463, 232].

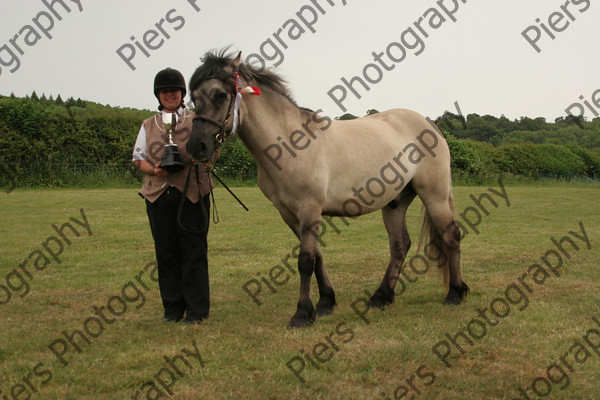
[563, 115, 585, 129]
[337, 113, 358, 120]
[65, 96, 76, 108]
[517, 116, 543, 131]
[496, 115, 515, 134]
[436, 111, 466, 133]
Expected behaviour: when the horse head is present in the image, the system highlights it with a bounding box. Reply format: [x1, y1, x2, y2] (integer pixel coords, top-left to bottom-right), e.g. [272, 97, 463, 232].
[187, 51, 243, 164]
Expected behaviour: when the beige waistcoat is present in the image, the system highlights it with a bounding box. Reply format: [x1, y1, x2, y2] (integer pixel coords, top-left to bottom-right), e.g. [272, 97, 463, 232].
[138, 110, 212, 203]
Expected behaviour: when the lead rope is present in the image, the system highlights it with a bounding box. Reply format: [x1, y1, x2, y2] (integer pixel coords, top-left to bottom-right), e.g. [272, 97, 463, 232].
[209, 175, 219, 224]
[209, 169, 249, 212]
[178, 163, 248, 234]
[177, 164, 209, 234]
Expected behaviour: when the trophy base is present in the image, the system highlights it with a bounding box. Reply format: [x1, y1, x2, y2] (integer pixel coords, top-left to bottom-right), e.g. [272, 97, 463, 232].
[161, 144, 186, 173]
[160, 162, 185, 173]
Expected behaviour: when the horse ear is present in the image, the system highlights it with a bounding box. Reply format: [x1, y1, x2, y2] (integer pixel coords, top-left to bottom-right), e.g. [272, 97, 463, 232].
[232, 51, 242, 67]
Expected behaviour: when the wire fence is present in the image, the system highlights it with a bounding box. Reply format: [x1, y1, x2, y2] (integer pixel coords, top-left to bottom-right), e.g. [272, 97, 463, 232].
[0, 161, 258, 191]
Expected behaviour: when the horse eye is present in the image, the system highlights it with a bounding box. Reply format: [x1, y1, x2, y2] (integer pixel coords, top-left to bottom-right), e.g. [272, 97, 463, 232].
[214, 91, 227, 104]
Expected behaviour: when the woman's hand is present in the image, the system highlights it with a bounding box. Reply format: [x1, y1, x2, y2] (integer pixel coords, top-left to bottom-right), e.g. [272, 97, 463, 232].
[153, 166, 168, 178]
[134, 160, 168, 177]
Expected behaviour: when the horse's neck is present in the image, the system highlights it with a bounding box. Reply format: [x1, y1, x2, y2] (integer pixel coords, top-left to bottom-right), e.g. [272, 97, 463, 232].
[237, 89, 305, 162]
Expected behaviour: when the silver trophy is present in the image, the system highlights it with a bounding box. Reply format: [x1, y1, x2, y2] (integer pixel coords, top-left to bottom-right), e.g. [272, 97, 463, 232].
[160, 112, 185, 172]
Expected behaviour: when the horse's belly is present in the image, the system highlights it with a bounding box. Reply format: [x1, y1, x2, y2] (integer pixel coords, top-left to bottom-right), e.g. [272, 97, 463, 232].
[322, 166, 416, 217]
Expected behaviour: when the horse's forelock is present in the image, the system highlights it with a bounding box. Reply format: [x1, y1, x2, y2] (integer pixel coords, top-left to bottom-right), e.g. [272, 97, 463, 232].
[189, 49, 237, 92]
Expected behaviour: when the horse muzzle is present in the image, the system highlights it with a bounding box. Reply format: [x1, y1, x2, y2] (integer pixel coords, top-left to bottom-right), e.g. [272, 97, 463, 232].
[186, 132, 214, 163]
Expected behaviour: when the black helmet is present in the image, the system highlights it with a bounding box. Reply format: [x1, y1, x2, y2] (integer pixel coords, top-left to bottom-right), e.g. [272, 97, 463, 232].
[153, 68, 186, 98]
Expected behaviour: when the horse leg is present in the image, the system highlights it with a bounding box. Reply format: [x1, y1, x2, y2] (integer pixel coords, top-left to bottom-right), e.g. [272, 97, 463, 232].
[277, 206, 334, 323]
[287, 208, 323, 328]
[368, 185, 417, 308]
[314, 245, 337, 316]
[420, 194, 469, 305]
[440, 216, 469, 305]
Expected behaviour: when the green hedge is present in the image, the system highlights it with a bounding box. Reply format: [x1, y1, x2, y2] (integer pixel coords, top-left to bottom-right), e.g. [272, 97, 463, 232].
[1, 95, 599, 189]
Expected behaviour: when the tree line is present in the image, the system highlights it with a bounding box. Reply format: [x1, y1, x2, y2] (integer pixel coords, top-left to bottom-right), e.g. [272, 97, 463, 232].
[1, 93, 599, 189]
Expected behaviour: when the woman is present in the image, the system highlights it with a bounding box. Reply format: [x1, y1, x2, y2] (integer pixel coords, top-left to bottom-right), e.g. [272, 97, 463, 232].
[132, 67, 212, 324]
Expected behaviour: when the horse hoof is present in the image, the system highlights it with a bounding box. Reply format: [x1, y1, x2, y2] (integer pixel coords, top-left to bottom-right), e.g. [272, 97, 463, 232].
[367, 293, 393, 309]
[443, 290, 464, 305]
[315, 299, 336, 317]
[289, 317, 314, 329]
[444, 282, 469, 305]
[289, 306, 316, 328]
[367, 298, 387, 309]
[443, 295, 461, 305]
[315, 307, 333, 317]
[368, 287, 394, 309]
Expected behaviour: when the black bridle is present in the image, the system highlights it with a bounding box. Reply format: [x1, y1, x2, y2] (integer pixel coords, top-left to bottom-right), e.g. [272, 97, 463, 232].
[183, 74, 249, 226]
[192, 77, 237, 159]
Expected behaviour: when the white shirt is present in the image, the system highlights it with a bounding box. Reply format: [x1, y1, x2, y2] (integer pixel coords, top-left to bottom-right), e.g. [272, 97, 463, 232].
[132, 107, 185, 162]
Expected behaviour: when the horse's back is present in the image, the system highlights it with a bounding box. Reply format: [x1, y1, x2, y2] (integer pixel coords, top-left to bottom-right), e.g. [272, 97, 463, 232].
[322, 108, 449, 173]
[355, 108, 434, 135]
[316, 108, 451, 215]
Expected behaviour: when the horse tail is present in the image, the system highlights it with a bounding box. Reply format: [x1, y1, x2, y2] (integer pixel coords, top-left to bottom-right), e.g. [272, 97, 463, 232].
[417, 182, 456, 290]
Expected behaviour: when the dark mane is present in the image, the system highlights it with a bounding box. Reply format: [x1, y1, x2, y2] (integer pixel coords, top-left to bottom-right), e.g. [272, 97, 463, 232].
[189, 48, 234, 89]
[189, 48, 305, 109]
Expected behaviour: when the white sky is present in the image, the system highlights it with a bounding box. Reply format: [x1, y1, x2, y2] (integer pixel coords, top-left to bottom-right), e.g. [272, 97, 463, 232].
[0, 0, 598, 122]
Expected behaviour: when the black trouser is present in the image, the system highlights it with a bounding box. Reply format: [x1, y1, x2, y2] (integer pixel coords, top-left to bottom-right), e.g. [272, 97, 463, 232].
[146, 187, 210, 321]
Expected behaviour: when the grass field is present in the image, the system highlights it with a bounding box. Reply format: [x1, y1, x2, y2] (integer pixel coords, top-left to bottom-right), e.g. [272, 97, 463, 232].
[0, 183, 599, 400]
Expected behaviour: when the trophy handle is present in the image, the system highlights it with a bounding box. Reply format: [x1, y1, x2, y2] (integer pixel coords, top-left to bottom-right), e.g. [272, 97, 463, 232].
[161, 112, 178, 145]
[160, 112, 184, 173]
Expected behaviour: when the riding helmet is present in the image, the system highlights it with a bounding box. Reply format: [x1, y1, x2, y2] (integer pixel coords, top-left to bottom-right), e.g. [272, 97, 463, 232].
[153, 68, 186, 98]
